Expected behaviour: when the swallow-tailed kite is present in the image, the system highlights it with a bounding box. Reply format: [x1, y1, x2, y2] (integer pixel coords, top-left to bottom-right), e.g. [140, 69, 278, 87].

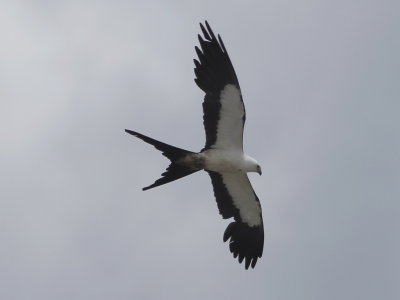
[125, 21, 264, 269]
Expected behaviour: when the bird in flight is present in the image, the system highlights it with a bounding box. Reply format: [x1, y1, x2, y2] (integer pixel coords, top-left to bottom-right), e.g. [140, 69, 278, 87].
[125, 21, 264, 269]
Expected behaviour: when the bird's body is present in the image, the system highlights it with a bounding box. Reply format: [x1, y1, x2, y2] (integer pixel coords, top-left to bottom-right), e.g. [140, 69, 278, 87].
[125, 21, 264, 269]
[201, 149, 259, 174]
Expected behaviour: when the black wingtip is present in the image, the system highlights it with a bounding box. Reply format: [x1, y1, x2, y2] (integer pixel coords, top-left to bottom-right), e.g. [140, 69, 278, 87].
[245, 259, 251, 270]
[223, 221, 264, 270]
[200, 20, 209, 27]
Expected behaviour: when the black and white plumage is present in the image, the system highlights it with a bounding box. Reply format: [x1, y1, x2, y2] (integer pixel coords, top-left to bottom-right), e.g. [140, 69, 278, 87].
[125, 21, 264, 269]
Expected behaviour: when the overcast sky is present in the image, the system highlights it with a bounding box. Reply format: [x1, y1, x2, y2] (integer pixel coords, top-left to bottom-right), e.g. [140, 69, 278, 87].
[1, 1, 399, 299]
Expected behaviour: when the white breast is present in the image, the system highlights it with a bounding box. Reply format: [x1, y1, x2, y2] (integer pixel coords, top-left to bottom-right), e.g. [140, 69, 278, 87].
[201, 149, 246, 173]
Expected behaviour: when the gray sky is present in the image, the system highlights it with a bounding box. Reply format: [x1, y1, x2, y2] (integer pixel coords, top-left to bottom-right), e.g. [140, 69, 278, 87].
[1, 1, 399, 299]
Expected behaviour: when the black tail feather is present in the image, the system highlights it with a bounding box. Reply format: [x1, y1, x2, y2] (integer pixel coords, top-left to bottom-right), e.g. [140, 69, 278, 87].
[125, 129, 200, 190]
[125, 129, 195, 161]
[142, 163, 197, 191]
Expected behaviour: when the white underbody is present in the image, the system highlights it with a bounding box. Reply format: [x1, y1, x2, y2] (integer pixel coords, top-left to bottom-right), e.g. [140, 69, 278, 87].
[200, 149, 255, 173]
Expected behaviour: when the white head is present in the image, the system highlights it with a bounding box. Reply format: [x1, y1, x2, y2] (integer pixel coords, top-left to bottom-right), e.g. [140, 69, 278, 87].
[244, 155, 262, 175]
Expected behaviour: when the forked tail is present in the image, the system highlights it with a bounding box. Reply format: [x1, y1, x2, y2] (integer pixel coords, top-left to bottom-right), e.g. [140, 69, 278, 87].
[125, 129, 201, 190]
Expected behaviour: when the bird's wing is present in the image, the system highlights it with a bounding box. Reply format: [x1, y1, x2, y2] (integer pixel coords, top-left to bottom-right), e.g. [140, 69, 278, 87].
[194, 21, 246, 151]
[207, 171, 264, 269]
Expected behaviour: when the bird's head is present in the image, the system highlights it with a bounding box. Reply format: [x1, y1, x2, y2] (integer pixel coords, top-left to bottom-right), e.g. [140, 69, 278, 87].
[244, 155, 262, 175]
